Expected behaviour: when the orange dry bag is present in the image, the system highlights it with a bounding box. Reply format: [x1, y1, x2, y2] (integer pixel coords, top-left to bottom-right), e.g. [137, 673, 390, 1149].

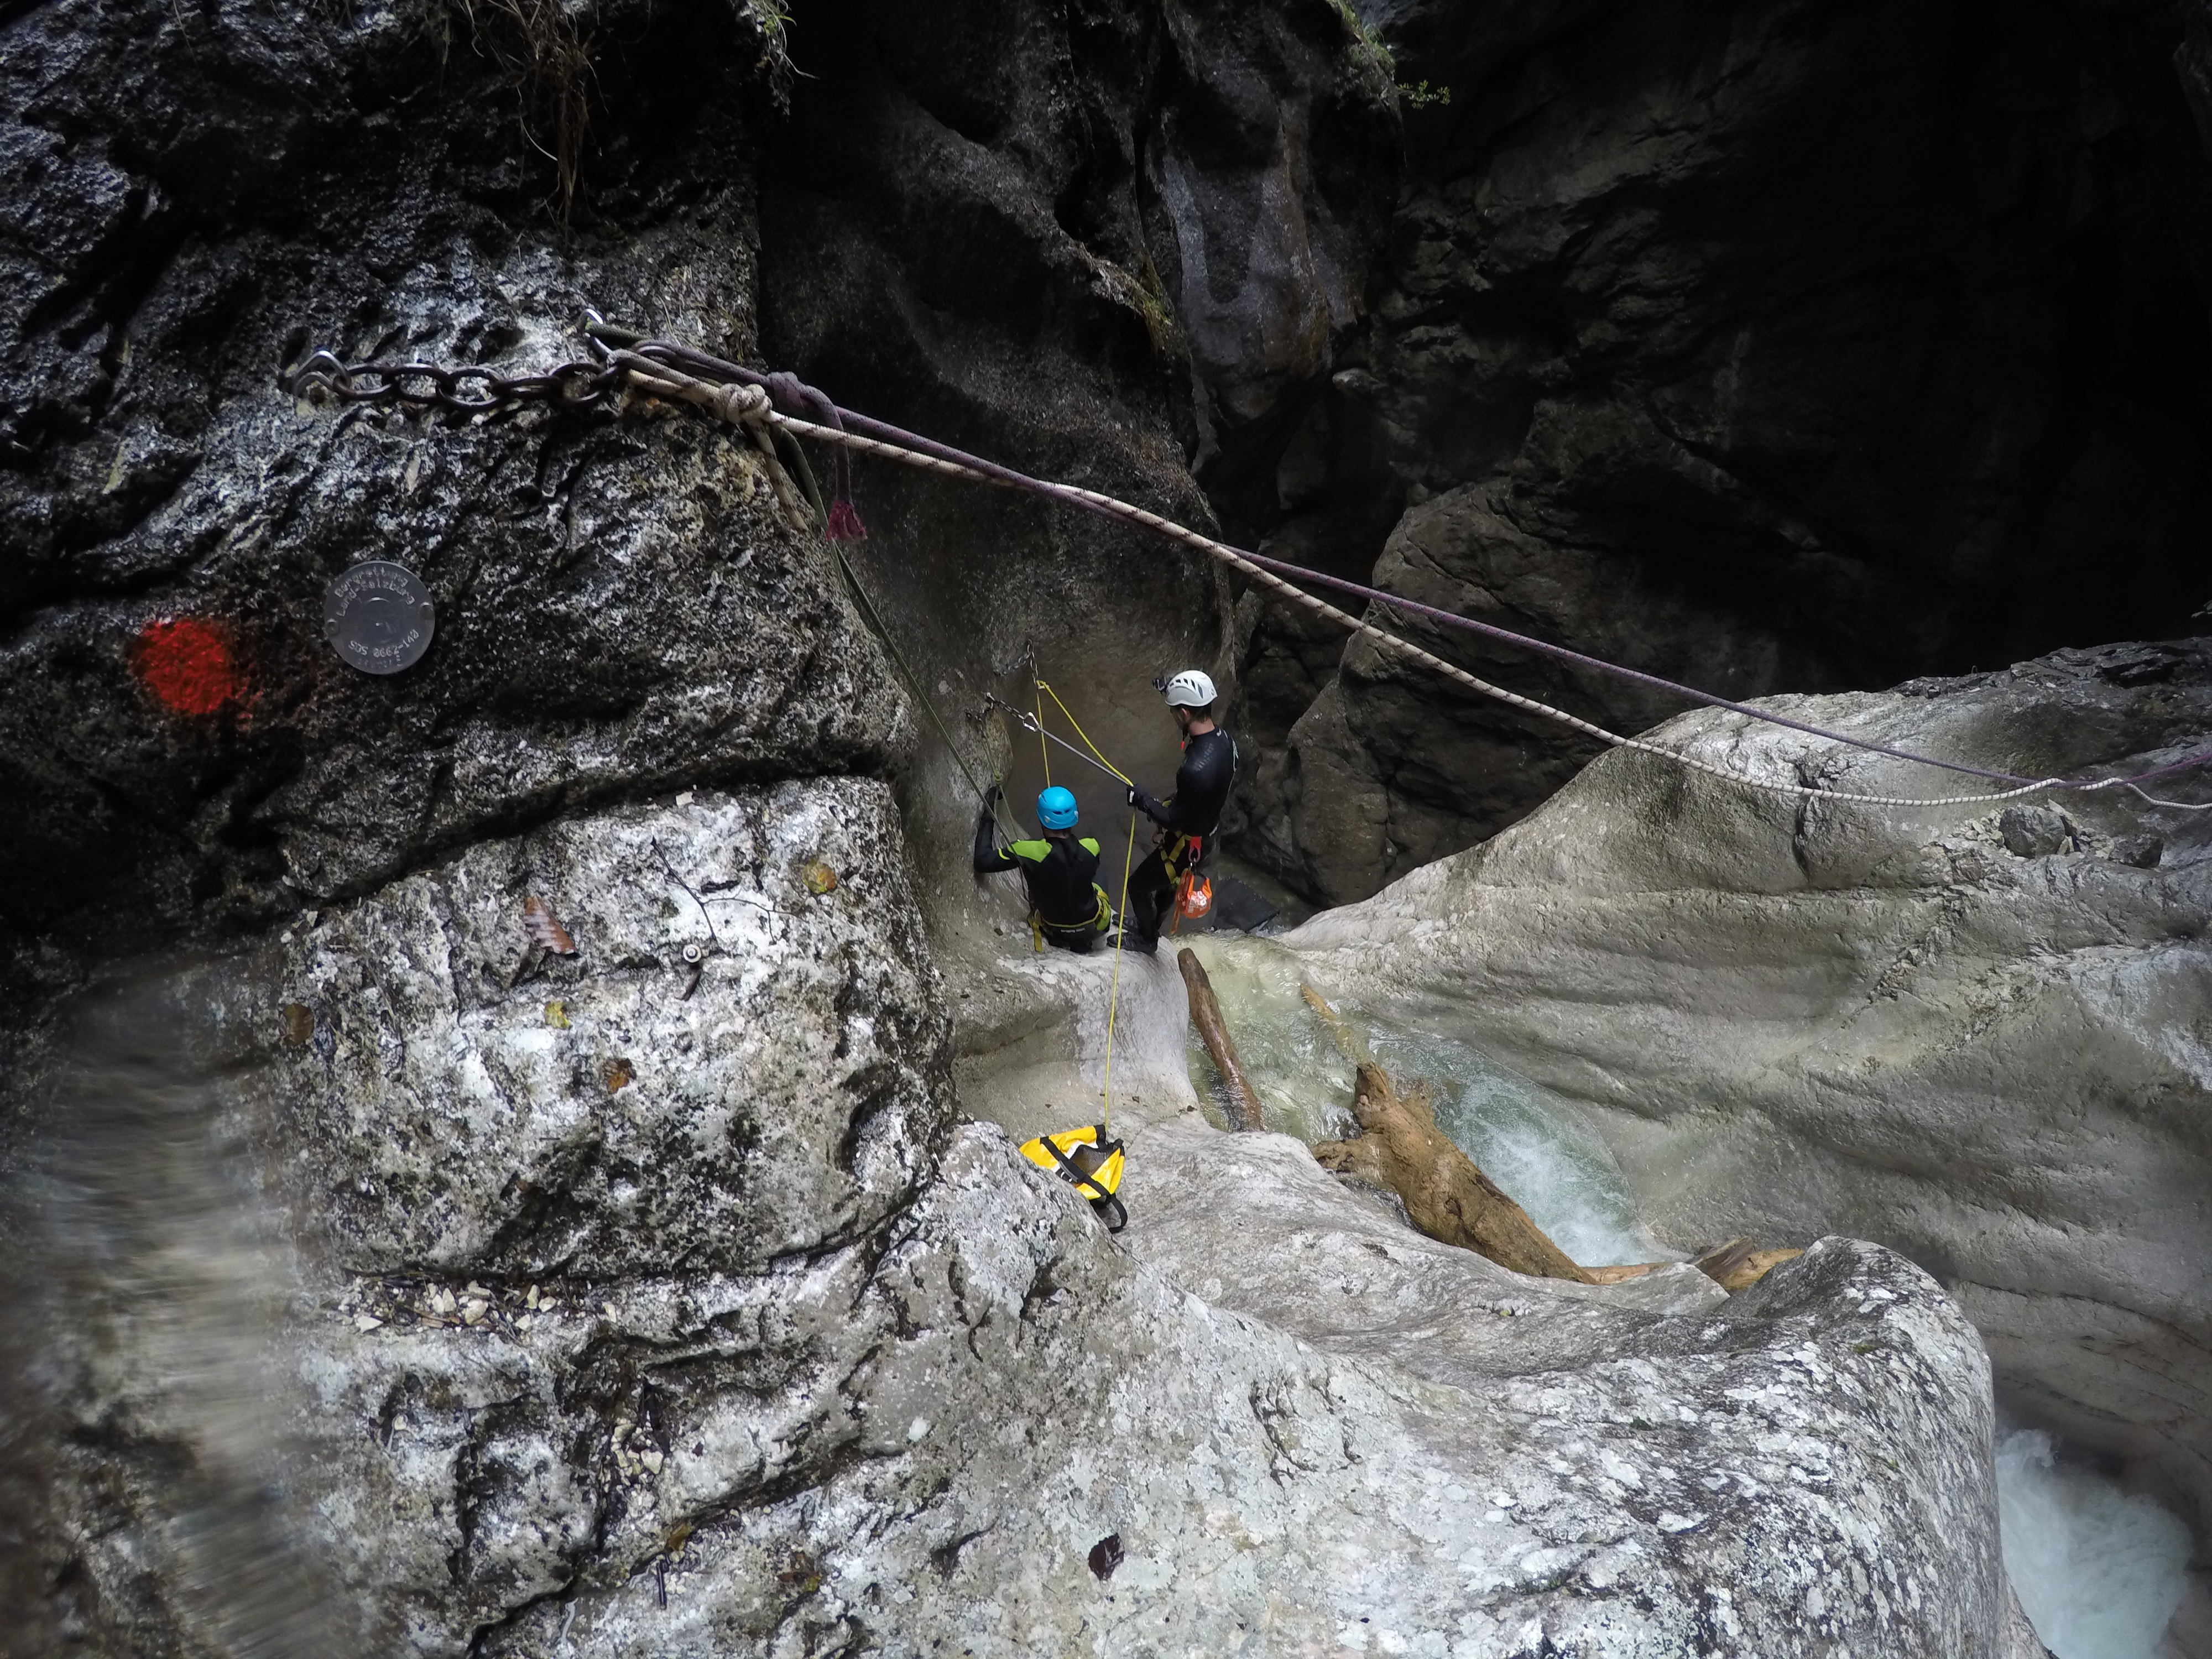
[1176, 869, 1213, 921]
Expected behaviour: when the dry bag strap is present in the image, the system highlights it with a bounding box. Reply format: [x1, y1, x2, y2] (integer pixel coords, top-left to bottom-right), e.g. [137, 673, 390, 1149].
[1039, 1132, 1124, 1204]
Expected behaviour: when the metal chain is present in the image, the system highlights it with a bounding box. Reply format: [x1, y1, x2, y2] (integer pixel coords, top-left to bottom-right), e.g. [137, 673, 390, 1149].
[284, 349, 623, 415]
[276, 327, 2211, 815]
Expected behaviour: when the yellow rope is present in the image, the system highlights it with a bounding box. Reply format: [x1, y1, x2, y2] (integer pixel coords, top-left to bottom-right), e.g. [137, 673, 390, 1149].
[1099, 808, 1138, 1136]
[1036, 679, 1133, 785]
[1034, 678, 1051, 787]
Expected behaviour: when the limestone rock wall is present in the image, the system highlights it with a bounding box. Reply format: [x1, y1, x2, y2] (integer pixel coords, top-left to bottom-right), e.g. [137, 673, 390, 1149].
[9, 790, 2019, 1655]
[1284, 639, 2212, 1574]
[754, 0, 1400, 903]
[1229, 0, 2212, 904]
[0, 0, 874, 974]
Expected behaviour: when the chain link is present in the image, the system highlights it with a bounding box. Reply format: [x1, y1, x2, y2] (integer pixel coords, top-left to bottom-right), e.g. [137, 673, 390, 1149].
[284, 349, 623, 416]
[275, 327, 2209, 811]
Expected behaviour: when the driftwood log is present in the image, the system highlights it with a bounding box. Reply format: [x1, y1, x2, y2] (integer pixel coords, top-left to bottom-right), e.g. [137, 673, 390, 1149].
[1300, 982, 1370, 1065]
[1296, 985, 1800, 1292]
[1692, 1237, 1806, 1292]
[1313, 1062, 1594, 1284]
[1177, 948, 1264, 1130]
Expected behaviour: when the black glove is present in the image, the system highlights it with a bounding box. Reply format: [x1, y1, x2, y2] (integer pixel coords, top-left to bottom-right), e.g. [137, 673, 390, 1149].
[1125, 785, 1139, 807]
[986, 780, 1004, 806]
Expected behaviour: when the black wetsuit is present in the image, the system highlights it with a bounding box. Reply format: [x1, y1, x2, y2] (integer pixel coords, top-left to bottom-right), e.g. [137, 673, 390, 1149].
[973, 807, 1109, 953]
[1125, 726, 1237, 949]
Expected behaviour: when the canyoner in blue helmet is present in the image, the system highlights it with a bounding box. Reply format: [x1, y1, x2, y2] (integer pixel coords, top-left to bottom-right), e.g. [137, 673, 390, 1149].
[974, 782, 1114, 953]
[1036, 784, 1079, 829]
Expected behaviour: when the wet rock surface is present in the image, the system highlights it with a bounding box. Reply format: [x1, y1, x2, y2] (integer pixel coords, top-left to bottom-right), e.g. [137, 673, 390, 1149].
[754, 0, 1401, 905]
[1287, 638, 2212, 1596]
[0, 0, 2185, 1651]
[12, 804, 2016, 1654]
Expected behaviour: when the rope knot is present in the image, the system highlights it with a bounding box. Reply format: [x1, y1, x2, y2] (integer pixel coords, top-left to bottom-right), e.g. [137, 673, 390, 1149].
[712, 381, 771, 429]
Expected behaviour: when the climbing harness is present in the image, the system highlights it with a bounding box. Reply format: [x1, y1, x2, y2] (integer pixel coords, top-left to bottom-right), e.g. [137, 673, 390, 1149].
[1023, 883, 1114, 955]
[283, 324, 2212, 816]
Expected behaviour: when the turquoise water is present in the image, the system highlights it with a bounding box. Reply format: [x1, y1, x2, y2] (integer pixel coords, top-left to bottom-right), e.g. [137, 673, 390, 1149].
[1182, 932, 2191, 1650]
[1178, 935, 1674, 1268]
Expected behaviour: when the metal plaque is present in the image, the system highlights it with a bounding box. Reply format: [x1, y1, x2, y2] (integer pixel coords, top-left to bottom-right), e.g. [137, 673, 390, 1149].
[324, 561, 435, 675]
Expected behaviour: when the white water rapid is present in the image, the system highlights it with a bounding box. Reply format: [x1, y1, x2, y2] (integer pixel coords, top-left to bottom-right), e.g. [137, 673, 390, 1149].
[1996, 1428, 2190, 1659]
[1177, 933, 2197, 1655]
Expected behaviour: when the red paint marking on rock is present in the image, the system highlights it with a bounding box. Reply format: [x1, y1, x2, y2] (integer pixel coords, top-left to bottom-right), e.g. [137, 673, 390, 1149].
[134, 617, 248, 716]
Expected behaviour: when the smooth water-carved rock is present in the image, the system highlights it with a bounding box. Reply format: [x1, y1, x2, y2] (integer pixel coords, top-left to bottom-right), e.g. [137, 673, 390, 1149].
[7, 782, 2022, 1656]
[1286, 639, 2212, 1584]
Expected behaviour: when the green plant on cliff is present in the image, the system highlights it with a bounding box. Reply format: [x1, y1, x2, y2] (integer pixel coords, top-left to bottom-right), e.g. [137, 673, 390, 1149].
[456, 0, 598, 229]
[437, 0, 797, 231]
[1324, 0, 1393, 85]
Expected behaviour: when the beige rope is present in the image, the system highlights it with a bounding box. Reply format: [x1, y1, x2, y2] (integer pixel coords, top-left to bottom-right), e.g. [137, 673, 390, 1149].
[630, 349, 2188, 815]
[761, 413, 2085, 813]
[623, 367, 815, 534]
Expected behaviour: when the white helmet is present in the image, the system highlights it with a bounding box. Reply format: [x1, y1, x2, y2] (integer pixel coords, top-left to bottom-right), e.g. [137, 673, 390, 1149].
[1157, 669, 1217, 708]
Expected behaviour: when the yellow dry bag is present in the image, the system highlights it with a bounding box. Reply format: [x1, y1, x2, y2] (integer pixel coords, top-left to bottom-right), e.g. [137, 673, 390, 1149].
[1018, 1124, 1126, 1232]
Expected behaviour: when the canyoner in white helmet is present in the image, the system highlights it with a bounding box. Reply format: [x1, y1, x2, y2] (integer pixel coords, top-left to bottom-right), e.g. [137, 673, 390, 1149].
[1118, 668, 1238, 954]
[1158, 669, 1217, 709]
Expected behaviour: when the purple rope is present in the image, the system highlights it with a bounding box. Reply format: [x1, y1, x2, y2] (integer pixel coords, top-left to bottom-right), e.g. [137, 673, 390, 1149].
[632, 340, 2212, 796]
[1233, 552, 2047, 784]
[1233, 559, 2212, 793]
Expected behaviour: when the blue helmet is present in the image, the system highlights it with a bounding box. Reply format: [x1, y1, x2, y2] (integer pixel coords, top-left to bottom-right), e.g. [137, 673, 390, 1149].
[1037, 785, 1079, 830]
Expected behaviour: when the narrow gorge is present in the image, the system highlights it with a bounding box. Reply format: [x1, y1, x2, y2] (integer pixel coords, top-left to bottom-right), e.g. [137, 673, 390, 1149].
[2, 1, 2208, 1655]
